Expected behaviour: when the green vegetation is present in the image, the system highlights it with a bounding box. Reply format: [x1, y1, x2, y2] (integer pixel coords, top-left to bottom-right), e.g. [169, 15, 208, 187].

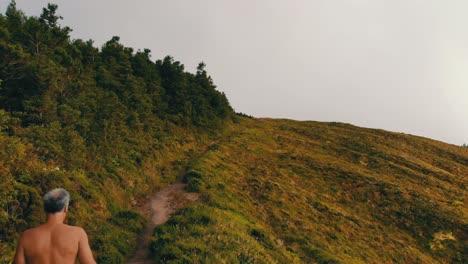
[236, 112, 254, 119]
[1, 2, 467, 263]
[0, 1, 233, 262]
[155, 118, 468, 263]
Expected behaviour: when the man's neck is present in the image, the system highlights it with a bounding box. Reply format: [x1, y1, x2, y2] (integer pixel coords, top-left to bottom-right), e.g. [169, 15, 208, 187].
[46, 212, 66, 225]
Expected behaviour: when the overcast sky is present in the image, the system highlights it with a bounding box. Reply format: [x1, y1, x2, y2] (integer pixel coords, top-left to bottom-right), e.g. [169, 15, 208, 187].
[1, 0, 467, 145]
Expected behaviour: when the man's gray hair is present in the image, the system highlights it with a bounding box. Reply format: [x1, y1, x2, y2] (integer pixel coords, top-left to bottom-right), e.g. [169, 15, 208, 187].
[43, 188, 70, 214]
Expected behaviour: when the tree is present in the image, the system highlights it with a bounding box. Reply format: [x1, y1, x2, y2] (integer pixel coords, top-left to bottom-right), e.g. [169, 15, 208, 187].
[39, 4, 61, 28]
[5, 0, 24, 27]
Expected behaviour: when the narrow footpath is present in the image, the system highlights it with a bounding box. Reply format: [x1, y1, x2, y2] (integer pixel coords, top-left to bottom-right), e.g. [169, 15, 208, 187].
[126, 183, 199, 264]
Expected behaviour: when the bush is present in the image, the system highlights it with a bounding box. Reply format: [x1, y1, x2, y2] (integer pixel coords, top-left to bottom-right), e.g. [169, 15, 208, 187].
[96, 246, 125, 263]
[110, 210, 146, 233]
[184, 171, 203, 192]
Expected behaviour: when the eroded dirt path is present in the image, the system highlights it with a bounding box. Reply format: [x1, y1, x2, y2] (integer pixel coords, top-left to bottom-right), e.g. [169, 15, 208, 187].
[127, 183, 199, 264]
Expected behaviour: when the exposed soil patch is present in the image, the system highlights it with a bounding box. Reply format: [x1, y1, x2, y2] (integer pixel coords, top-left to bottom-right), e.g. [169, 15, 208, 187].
[127, 183, 199, 264]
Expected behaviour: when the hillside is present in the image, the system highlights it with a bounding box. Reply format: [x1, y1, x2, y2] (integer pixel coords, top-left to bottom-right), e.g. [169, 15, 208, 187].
[1, 2, 467, 263]
[152, 118, 467, 263]
[0, 2, 233, 262]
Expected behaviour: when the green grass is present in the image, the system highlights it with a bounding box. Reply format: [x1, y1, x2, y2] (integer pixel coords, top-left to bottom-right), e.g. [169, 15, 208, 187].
[0, 121, 220, 262]
[1, 116, 466, 263]
[152, 118, 467, 263]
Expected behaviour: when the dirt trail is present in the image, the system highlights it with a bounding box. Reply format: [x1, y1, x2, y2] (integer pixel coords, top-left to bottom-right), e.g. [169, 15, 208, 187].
[126, 183, 199, 264]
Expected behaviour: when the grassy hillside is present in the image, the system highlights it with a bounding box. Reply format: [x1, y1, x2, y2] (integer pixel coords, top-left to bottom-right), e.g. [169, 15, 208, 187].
[0, 111, 225, 262]
[0, 2, 234, 262]
[152, 118, 468, 263]
[1, 2, 467, 263]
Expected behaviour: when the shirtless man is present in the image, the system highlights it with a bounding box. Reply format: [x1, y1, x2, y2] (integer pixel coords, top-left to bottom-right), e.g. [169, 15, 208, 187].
[14, 188, 96, 264]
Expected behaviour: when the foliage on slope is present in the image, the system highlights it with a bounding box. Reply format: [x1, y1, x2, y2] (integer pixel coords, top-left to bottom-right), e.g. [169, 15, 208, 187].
[153, 118, 468, 263]
[0, 1, 233, 262]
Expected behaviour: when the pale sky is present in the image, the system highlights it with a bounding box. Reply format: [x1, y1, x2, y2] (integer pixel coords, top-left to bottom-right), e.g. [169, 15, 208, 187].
[1, 0, 467, 145]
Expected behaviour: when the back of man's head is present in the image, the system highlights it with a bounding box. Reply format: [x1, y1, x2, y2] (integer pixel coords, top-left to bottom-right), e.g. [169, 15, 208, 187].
[43, 188, 70, 214]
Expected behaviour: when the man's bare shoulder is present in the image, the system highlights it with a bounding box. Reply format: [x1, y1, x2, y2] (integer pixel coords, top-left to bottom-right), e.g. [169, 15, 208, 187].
[63, 224, 85, 231]
[68, 225, 92, 239]
[21, 226, 44, 237]
[58, 224, 88, 236]
[18, 226, 46, 245]
[22, 224, 86, 236]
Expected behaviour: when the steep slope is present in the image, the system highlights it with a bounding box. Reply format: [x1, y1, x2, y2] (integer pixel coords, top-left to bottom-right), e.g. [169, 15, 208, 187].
[0, 3, 234, 262]
[152, 118, 467, 263]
